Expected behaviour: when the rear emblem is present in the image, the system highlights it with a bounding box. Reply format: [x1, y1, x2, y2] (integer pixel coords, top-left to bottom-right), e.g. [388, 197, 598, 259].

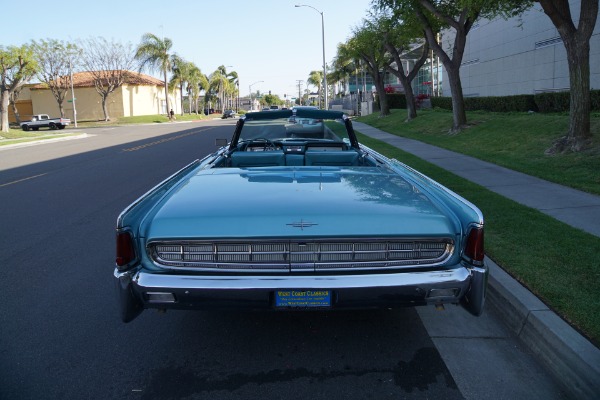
[287, 220, 318, 230]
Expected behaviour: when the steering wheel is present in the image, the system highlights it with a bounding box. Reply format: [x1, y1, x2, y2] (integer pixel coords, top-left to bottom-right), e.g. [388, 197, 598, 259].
[246, 138, 277, 151]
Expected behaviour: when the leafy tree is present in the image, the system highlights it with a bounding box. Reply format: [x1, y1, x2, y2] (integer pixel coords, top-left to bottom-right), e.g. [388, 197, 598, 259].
[376, 7, 430, 121]
[263, 93, 283, 106]
[31, 39, 79, 118]
[80, 37, 136, 121]
[378, 0, 529, 132]
[346, 14, 393, 117]
[537, 0, 599, 152]
[0, 45, 38, 132]
[331, 42, 361, 110]
[135, 33, 174, 119]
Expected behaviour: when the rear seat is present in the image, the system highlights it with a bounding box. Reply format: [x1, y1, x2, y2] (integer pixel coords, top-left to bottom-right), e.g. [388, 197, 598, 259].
[230, 152, 285, 167]
[304, 150, 359, 166]
[229, 150, 360, 168]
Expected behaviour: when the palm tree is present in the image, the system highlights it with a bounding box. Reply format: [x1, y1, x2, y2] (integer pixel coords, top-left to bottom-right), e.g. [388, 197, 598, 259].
[226, 70, 238, 110]
[135, 33, 174, 119]
[307, 70, 323, 108]
[209, 65, 238, 112]
[169, 56, 193, 116]
[188, 65, 208, 114]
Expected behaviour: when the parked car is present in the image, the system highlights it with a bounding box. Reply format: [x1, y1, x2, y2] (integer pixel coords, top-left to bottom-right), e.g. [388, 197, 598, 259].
[20, 114, 70, 131]
[114, 109, 487, 322]
[222, 110, 237, 119]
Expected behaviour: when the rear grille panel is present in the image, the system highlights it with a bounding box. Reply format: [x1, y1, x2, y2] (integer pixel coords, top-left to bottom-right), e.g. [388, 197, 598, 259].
[148, 239, 454, 273]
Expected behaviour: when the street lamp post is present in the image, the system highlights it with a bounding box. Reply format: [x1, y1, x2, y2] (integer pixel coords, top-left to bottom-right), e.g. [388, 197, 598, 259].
[249, 80, 263, 111]
[295, 4, 328, 110]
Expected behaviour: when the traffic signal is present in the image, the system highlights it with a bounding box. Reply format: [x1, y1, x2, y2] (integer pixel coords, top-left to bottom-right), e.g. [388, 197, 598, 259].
[269, 90, 271, 95]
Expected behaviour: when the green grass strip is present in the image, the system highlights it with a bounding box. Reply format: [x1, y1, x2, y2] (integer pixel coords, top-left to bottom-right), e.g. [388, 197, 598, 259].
[356, 131, 600, 344]
[358, 109, 600, 195]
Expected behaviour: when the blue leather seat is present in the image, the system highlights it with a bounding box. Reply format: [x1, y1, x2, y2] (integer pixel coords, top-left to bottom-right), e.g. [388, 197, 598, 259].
[230, 152, 285, 167]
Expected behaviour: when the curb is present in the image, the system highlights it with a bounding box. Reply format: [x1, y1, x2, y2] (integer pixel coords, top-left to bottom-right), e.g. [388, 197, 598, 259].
[0, 133, 90, 150]
[486, 256, 600, 399]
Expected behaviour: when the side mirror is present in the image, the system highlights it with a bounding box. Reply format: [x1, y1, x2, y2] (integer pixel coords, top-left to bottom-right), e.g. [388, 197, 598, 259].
[215, 139, 228, 147]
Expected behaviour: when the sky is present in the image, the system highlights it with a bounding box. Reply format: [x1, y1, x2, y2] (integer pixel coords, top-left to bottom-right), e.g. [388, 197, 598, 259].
[2, 0, 375, 98]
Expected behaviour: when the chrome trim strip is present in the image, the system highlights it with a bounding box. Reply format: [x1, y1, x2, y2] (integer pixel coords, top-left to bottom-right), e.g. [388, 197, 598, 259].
[147, 238, 455, 272]
[130, 267, 471, 290]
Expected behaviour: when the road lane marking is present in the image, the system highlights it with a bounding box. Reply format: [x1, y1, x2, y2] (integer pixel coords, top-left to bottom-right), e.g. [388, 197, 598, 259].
[0, 173, 48, 187]
[122, 127, 215, 152]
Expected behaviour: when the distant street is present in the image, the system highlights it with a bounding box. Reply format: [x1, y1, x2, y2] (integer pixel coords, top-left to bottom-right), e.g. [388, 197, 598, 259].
[0, 119, 565, 399]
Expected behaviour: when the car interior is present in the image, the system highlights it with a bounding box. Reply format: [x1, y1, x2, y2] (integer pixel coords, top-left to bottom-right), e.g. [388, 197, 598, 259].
[211, 112, 379, 168]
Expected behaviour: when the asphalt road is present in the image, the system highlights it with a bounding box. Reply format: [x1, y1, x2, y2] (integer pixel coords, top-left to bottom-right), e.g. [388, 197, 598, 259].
[0, 120, 566, 399]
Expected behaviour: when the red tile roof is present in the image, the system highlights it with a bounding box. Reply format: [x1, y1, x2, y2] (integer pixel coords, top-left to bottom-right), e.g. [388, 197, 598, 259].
[30, 70, 165, 89]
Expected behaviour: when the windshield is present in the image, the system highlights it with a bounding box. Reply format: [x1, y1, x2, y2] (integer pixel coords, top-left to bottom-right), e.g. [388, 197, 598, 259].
[238, 115, 351, 144]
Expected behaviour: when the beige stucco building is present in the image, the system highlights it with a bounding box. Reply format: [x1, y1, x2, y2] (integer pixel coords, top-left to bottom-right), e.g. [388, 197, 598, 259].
[10, 70, 181, 123]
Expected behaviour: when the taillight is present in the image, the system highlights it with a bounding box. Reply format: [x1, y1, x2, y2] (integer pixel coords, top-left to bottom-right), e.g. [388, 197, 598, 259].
[116, 231, 136, 268]
[463, 226, 484, 265]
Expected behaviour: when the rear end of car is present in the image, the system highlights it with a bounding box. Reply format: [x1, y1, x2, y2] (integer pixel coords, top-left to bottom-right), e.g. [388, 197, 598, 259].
[113, 109, 487, 322]
[114, 170, 486, 322]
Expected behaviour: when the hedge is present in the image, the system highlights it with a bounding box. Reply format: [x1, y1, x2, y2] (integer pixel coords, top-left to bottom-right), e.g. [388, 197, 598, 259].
[424, 90, 600, 113]
[386, 93, 407, 109]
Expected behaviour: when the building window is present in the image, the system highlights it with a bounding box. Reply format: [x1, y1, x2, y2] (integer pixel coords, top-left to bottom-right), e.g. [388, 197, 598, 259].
[535, 37, 562, 49]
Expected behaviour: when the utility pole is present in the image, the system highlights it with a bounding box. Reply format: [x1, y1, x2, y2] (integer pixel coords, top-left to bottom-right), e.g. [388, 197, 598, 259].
[296, 80, 304, 105]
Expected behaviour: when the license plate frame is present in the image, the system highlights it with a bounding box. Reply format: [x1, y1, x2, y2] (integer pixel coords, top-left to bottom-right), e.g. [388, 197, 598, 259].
[275, 290, 332, 308]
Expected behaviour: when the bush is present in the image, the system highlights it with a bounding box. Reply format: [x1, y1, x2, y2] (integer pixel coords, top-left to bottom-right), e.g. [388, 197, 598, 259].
[592, 90, 600, 111]
[386, 93, 407, 109]
[534, 92, 570, 113]
[430, 90, 600, 113]
[431, 97, 453, 110]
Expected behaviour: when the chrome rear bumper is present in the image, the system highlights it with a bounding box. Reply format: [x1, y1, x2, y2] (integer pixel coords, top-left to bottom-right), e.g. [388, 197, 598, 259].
[114, 264, 487, 322]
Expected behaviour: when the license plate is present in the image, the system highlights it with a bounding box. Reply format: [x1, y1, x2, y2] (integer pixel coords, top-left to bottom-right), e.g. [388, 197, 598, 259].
[275, 290, 331, 308]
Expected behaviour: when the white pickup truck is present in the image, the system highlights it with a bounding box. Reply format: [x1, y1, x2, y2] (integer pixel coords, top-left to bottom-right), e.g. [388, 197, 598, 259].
[21, 114, 71, 131]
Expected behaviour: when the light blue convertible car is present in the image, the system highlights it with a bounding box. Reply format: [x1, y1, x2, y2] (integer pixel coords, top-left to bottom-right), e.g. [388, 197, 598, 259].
[114, 109, 487, 322]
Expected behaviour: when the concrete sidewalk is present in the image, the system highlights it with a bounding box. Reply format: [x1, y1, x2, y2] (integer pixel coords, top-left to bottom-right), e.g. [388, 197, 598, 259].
[353, 121, 600, 399]
[354, 122, 600, 237]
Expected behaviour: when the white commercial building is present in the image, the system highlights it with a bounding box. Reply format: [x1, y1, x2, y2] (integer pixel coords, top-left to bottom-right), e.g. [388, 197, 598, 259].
[441, 1, 600, 97]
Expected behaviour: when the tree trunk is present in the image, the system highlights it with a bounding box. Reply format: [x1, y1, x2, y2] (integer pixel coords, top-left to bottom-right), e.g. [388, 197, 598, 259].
[10, 101, 21, 125]
[164, 70, 170, 120]
[373, 74, 390, 117]
[101, 95, 110, 121]
[387, 71, 419, 121]
[1, 90, 10, 133]
[566, 39, 591, 144]
[548, 39, 592, 153]
[538, 0, 597, 153]
[446, 65, 467, 133]
[180, 83, 184, 116]
[405, 89, 418, 120]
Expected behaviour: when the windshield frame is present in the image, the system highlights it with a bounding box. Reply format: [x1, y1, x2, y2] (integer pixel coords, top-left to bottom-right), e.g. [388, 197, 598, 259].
[229, 109, 359, 150]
